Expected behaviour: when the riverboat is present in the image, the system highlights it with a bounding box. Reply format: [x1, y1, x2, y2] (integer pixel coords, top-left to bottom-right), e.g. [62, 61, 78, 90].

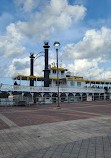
[0, 42, 111, 105]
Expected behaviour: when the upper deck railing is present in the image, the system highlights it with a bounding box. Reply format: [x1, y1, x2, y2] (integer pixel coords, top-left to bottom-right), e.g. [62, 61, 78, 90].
[0, 84, 105, 93]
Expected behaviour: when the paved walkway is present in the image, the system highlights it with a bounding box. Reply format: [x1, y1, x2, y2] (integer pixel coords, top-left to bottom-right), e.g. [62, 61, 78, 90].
[9, 136, 111, 158]
[0, 113, 18, 128]
[1, 101, 111, 158]
[0, 116, 111, 158]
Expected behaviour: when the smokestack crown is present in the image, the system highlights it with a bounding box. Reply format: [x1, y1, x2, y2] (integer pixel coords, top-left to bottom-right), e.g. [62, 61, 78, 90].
[43, 41, 50, 49]
[30, 53, 35, 59]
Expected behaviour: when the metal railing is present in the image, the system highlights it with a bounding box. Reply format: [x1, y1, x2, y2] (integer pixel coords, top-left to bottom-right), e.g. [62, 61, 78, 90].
[0, 98, 15, 106]
[0, 94, 110, 106]
[33, 94, 109, 104]
[0, 84, 105, 93]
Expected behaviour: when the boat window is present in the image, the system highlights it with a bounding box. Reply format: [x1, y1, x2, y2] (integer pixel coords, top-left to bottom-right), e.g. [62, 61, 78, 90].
[61, 71, 64, 74]
[70, 81, 74, 86]
[77, 82, 81, 87]
[66, 75, 70, 77]
[53, 70, 56, 74]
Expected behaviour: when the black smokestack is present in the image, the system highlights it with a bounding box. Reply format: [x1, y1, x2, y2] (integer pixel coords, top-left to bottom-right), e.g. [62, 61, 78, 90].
[43, 42, 50, 87]
[30, 53, 35, 86]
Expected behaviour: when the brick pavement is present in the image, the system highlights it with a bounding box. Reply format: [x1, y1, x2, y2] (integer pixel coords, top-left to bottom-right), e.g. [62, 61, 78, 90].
[0, 118, 9, 130]
[1, 100, 110, 128]
[0, 115, 111, 158]
[0, 101, 111, 158]
[0, 113, 18, 128]
[2, 110, 97, 127]
[9, 135, 111, 158]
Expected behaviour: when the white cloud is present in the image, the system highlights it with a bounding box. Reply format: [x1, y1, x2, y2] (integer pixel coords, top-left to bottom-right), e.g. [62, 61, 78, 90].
[6, 53, 111, 81]
[15, 0, 40, 12]
[65, 58, 111, 81]
[16, 0, 86, 41]
[0, 23, 25, 58]
[7, 49, 58, 78]
[62, 27, 111, 60]
[8, 57, 30, 77]
[8, 56, 45, 77]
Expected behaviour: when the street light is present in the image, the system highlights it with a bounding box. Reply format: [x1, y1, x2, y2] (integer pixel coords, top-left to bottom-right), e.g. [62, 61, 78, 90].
[54, 41, 61, 108]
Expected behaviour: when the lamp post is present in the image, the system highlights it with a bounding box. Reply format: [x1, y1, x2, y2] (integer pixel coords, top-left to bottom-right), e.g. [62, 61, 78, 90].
[54, 41, 61, 108]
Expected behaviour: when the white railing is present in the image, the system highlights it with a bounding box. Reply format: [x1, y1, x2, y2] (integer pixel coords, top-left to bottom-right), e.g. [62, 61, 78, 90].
[107, 89, 111, 93]
[0, 84, 105, 93]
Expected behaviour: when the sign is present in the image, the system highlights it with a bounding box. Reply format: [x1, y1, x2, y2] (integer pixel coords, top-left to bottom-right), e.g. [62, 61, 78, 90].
[87, 95, 92, 101]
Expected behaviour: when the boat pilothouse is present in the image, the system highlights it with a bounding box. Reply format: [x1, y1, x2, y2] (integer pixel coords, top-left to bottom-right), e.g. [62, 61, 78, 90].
[49, 66, 86, 89]
[0, 42, 111, 104]
[49, 66, 67, 87]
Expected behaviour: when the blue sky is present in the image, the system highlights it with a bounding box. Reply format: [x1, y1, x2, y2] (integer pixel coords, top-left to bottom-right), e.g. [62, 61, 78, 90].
[0, 0, 111, 84]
